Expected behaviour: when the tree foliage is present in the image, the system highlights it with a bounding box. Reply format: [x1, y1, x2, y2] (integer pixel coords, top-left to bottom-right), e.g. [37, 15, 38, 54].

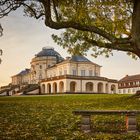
[0, 0, 140, 58]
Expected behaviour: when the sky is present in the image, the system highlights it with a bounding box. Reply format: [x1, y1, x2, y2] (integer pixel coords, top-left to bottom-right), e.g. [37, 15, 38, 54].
[0, 9, 140, 86]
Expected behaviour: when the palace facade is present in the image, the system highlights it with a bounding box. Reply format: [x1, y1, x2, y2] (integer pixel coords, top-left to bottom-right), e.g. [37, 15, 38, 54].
[1, 47, 118, 95]
[40, 55, 118, 94]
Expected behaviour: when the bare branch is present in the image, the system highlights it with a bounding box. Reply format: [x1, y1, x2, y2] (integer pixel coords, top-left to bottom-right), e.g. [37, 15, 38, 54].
[21, 2, 45, 19]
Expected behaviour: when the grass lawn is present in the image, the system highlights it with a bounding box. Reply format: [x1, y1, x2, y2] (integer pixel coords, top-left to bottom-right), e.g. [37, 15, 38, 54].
[0, 94, 140, 140]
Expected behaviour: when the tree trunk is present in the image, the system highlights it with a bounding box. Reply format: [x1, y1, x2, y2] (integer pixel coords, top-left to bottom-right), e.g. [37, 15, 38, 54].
[132, 0, 140, 57]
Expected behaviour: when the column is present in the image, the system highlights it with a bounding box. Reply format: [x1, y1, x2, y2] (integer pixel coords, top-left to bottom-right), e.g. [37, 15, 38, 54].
[65, 79, 70, 92]
[103, 83, 106, 93]
[63, 80, 67, 93]
[57, 82, 59, 93]
[45, 83, 47, 94]
[94, 83, 98, 93]
[76, 80, 81, 92]
[81, 80, 85, 92]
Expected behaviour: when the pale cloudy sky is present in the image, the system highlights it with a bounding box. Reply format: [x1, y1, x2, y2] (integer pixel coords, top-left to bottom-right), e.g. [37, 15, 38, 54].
[0, 9, 140, 86]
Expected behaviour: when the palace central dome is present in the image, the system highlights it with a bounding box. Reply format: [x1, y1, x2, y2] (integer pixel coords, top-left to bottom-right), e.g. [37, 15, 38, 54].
[36, 47, 64, 62]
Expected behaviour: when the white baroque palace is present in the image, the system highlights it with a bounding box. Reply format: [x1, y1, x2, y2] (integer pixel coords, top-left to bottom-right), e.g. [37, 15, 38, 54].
[2, 47, 118, 95]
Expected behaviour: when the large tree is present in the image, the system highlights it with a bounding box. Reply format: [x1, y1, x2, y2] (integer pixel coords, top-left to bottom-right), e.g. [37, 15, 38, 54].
[0, 0, 140, 58]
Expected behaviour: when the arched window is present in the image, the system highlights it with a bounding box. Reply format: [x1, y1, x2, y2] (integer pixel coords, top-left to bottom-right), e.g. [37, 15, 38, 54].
[86, 82, 93, 92]
[59, 81, 64, 93]
[47, 83, 51, 93]
[111, 84, 116, 93]
[12, 90, 16, 95]
[70, 81, 76, 92]
[41, 84, 45, 93]
[53, 82, 57, 93]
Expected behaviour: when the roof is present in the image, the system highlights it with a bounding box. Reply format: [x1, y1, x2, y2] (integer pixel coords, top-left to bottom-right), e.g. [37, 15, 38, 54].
[36, 47, 64, 62]
[46, 55, 101, 68]
[68, 55, 101, 66]
[69, 55, 91, 62]
[119, 74, 140, 82]
[17, 69, 30, 76]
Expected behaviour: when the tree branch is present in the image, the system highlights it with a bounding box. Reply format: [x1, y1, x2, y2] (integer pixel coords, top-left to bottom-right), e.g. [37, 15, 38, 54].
[0, 24, 3, 36]
[52, 0, 60, 22]
[41, 0, 117, 42]
[85, 37, 134, 53]
[21, 2, 45, 19]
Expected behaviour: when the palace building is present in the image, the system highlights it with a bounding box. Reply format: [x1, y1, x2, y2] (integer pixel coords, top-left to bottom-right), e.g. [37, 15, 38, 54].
[40, 55, 118, 94]
[118, 74, 140, 94]
[1, 47, 118, 95]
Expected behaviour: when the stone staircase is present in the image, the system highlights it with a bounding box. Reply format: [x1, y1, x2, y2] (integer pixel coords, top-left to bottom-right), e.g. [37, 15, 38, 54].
[19, 84, 40, 95]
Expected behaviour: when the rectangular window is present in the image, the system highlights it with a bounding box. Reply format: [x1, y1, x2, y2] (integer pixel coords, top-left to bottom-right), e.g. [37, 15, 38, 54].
[123, 89, 125, 93]
[89, 70, 92, 76]
[64, 70, 67, 75]
[128, 89, 131, 93]
[95, 72, 98, 76]
[81, 70, 85, 76]
[72, 69, 76, 75]
[59, 71, 62, 75]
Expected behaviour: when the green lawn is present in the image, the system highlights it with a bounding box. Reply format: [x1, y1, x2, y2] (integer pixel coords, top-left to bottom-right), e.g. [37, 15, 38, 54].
[0, 94, 140, 140]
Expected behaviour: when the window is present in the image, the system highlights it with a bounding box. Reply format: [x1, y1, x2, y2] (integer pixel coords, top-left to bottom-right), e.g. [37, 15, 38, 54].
[95, 72, 98, 76]
[133, 82, 136, 85]
[89, 70, 92, 76]
[72, 69, 77, 75]
[40, 65, 42, 69]
[123, 89, 126, 93]
[39, 74, 42, 79]
[81, 70, 85, 76]
[64, 70, 67, 75]
[59, 71, 62, 75]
